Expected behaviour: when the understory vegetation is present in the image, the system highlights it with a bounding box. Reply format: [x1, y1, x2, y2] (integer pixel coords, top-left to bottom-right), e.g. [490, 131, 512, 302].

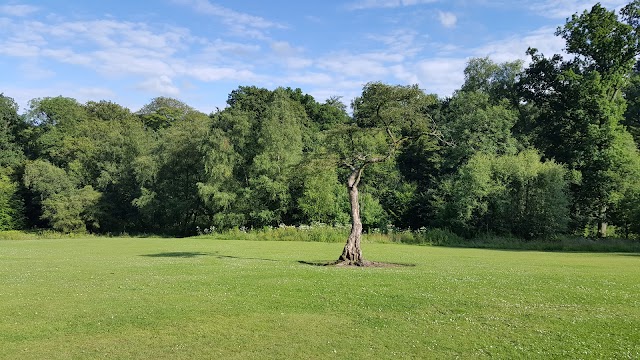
[1, 2, 640, 246]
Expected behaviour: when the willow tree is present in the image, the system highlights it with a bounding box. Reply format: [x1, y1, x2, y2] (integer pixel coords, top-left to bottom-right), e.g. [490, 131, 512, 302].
[330, 82, 441, 265]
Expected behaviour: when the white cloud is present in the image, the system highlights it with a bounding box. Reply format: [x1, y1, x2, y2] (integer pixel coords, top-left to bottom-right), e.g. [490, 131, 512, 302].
[529, 0, 628, 19]
[438, 11, 457, 28]
[41, 48, 93, 66]
[175, 0, 283, 29]
[0, 42, 40, 57]
[415, 58, 467, 97]
[473, 26, 565, 62]
[0, 4, 39, 17]
[270, 41, 298, 57]
[181, 65, 258, 82]
[368, 29, 423, 58]
[346, 0, 438, 10]
[318, 53, 392, 78]
[172, 0, 285, 39]
[137, 75, 180, 96]
[284, 57, 314, 69]
[389, 64, 420, 84]
[2, 0, 613, 113]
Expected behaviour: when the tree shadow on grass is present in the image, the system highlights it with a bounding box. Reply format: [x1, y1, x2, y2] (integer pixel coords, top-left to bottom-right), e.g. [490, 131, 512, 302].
[298, 260, 416, 268]
[142, 252, 211, 258]
[141, 251, 280, 262]
[213, 254, 279, 262]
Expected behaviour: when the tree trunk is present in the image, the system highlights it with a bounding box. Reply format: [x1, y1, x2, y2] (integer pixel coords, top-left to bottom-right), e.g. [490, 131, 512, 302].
[339, 169, 364, 265]
[597, 205, 607, 238]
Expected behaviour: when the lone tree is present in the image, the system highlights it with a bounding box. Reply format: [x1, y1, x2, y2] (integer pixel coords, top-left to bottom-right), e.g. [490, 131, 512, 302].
[330, 82, 442, 265]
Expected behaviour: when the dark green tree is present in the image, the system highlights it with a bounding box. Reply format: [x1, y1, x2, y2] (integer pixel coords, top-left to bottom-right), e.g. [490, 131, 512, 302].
[0, 94, 26, 230]
[519, 1, 640, 237]
[0, 94, 25, 168]
[133, 109, 211, 235]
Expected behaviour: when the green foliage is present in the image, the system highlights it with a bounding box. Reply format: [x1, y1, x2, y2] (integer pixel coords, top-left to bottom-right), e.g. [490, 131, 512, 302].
[441, 91, 519, 168]
[358, 191, 387, 230]
[23, 159, 75, 199]
[133, 110, 211, 235]
[41, 185, 101, 233]
[23, 160, 101, 233]
[519, 3, 640, 237]
[0, 94, 25, 168]
[200, 86, 330, 230]
[137, 97, 194, 131]
[24, 97, 88, 165]
[461, 57, 524, 104]
[82, 101, 149, 233]
[246, 90, 306, 226]
[623, 68, 640, 145]
[0, 170, 24, 230]
[436, 150, 570, 239]
[295, 158, 349, 225]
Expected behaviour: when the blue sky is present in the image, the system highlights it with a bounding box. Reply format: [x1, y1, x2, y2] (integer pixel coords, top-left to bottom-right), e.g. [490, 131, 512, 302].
[0, 0, 630, 113]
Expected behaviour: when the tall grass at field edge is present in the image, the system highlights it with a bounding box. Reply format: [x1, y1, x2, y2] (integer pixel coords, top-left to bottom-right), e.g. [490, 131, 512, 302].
[3, 225, 640, 252]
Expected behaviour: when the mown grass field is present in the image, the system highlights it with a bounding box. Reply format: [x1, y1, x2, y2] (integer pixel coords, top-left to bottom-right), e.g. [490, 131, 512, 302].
[1, 237, 639, 359]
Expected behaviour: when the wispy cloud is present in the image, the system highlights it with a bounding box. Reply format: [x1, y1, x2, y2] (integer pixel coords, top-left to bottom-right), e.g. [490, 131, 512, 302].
[137, 75, 180, 96]
[19, 61, 55, 80]
[529, 0, 628, 19]
[172, 0, 285, 39]
[415, 58, 467, 96]
[0, 15, 261, 103]
[0, 4, 39, 17]
[346, 0, 438, 11]
[438, 11, 457, 28]
[473, 26, 565, 62]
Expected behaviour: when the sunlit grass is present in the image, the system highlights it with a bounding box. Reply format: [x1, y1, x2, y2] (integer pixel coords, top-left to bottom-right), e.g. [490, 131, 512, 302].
[1, 237, 639, 359]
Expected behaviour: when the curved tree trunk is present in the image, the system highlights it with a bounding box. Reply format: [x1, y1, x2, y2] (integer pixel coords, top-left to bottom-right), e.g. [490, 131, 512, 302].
[339, 168, 364, 265]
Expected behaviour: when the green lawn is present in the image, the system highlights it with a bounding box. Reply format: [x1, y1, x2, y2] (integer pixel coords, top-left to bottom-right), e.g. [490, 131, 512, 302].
[1, 238, 638, 359]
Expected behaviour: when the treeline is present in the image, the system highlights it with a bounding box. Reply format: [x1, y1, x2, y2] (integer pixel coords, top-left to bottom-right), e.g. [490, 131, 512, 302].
[1, 2, 640, 240]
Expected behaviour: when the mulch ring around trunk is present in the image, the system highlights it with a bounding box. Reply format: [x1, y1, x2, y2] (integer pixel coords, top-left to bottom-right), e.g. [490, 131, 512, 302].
[298, 260, 415, 267]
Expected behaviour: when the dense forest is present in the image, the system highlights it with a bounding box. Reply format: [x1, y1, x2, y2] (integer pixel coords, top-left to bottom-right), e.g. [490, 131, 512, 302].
[1, 2, 640, 241]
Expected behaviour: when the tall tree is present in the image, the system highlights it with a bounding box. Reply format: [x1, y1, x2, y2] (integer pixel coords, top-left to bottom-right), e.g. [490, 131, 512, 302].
[137, 97, 194, 131]
[133, 110, 211, 235]
[245, 89, 306, 226]
[82, 101, 149, 233]
[0, 94, 25, 230]
[201, 87, 322, 229]
[329, 82, 441, 265]
[461, 57, 524, 105]
[519, 1, 640, 237]
[0, 94, 24, 168]
[623, 65, 640, 146]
